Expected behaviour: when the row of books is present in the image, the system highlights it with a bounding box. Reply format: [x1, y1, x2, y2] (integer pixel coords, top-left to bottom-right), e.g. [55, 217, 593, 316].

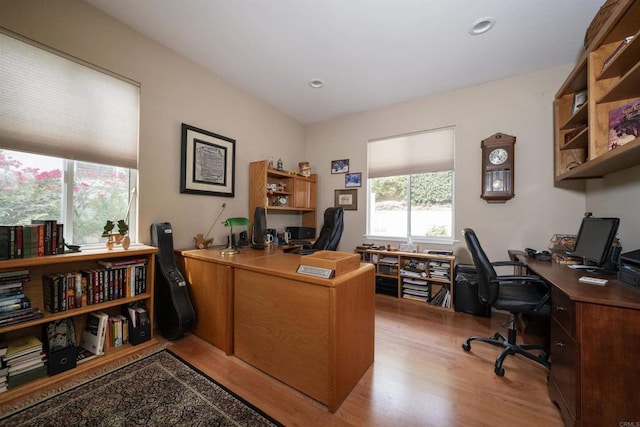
[430, 284, 451, 308]
[0, 269, 44, 327]
[1, 335, 47, 391]
[42, 260, 147, 313]
[0, 220, 64, 260]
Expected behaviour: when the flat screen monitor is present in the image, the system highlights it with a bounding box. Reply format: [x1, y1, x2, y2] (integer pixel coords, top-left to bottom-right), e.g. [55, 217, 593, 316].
[251, 207, 267, 249]
[569, 216, 619, 268]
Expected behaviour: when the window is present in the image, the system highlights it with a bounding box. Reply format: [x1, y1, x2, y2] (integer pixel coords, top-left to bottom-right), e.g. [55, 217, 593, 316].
[367, 127, 454, 243]
[0, 149, 136, 246]
[0, 29, 140, 247]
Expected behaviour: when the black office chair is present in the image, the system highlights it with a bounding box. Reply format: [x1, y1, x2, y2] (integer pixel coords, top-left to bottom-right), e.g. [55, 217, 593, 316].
[291, 207, 344, 255]
[461, 228, 551, 376]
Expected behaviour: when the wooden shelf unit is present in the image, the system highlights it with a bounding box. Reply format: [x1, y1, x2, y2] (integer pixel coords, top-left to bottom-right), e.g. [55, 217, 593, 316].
[356, 249, 455, 311]
[249, 160, 317, 236]
[0, 245, 157, 404]
[554, 0, 640, 182]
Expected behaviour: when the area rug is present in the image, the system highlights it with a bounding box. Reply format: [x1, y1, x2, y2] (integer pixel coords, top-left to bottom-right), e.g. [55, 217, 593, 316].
[0, 350, 282, 426]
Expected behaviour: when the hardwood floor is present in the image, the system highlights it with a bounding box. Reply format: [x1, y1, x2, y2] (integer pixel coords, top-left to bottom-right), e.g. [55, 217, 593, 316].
[168, 296, 564, 427]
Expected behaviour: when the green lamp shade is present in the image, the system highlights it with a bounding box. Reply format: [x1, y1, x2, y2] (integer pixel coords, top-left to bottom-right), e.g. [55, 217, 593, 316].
[224, 217, 250, 227]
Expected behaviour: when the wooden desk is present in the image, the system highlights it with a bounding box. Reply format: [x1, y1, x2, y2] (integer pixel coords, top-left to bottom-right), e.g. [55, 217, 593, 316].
[518, 257, 640, 426]
[176, 246, 375, 412]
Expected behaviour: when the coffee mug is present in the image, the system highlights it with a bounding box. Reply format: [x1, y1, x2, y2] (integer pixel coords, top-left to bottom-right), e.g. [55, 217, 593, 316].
[265, 234, 274, 243]
[283, 231, 292, 244]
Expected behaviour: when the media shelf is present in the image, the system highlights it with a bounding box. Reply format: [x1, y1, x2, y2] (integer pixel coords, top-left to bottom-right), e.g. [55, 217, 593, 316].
[0, 245, 157, 406]
[356, 249, 455, 311]
[554, 0, 640, 182]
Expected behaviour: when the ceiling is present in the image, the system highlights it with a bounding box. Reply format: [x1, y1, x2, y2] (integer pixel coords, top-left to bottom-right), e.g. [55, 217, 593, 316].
[84, 0, 604, 125]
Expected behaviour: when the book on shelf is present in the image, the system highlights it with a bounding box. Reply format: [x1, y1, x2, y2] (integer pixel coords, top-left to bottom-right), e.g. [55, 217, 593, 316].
[7, 364, 47, 389]
[79, 311, 108, 356]
[0, 269, 30, 282]
[609, 100, 640, 150]
[98, 257, 147, 268]
[601, 36, 634, 72]
[0, 309, 44, 327]
[3, 335, 43, 362]
[0, 296, 31, 313]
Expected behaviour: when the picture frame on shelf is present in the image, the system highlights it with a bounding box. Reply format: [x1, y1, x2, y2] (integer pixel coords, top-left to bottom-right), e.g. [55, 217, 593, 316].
[180, 123, 236, 197]
[335, 188, 357, 210]
[331, 159, 349, 174]
[571, 90, 587, 115]
[345, 172, 362, 187]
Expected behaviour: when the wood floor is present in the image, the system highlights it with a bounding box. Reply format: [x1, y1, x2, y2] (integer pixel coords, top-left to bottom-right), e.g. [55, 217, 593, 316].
[168, 296, 564, 427]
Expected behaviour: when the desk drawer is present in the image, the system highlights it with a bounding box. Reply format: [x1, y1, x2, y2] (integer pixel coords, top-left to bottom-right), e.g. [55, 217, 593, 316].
[551, 287, 574, 337]
[549, 317, 578, 423]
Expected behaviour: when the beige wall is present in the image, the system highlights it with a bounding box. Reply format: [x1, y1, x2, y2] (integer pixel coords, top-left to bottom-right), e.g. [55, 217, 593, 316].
[586, 165, 640, 254]
[0, 0, 305, 250]
[305, 66, 589, 262]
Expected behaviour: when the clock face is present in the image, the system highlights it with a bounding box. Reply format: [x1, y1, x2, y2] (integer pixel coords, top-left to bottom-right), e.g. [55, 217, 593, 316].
[278, 196, 288, 206]
[488, 148, 508, 165]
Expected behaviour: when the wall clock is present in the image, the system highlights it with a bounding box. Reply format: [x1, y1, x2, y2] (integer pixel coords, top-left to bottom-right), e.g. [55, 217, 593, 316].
[481, 133, 515, 203]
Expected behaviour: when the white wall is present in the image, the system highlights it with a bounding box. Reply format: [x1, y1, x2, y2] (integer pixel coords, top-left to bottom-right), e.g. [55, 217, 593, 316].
[305, 66, 588, 262]
[0, 0, 305, 250]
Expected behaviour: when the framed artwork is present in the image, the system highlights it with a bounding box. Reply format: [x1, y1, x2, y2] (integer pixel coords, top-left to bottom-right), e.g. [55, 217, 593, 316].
[334, 188, 357, 210]
[180, 123, 235, 197]
[345, 172, 362, 187]
[571, 90, 587, 115]
[331, 159, 349, 174]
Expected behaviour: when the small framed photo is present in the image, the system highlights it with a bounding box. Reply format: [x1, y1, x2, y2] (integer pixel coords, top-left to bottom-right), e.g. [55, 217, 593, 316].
[331, 159, 349, 174]
[572, 90, 587, 115]
[334, 188, 357, 210]
[345, 172, 361, 187]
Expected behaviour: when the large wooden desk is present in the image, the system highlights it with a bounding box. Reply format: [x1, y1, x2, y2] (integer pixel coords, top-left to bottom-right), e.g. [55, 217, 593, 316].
[176, 246, 375, 412]
[518, 257, 640, 426]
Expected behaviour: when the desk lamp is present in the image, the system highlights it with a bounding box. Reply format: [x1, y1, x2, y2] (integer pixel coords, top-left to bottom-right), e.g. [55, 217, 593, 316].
[220, 217, 250, 255]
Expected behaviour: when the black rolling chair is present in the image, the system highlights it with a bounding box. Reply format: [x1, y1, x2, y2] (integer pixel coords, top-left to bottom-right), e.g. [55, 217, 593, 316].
[291, 207, 344, 255]
[461, 228, 551, 376]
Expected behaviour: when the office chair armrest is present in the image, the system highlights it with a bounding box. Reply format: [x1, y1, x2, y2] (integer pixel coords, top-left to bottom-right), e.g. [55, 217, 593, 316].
[288, 239, 313, 249]
[491, 260, 525, 268]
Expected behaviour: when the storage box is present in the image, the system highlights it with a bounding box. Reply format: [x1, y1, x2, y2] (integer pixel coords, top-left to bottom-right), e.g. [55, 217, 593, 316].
[48, 346, 77, 376]
[129, 320, 151, 346]
[303, 251, 360, 276]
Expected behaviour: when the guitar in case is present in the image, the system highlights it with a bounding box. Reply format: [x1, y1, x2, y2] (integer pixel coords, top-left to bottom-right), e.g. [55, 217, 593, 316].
[150, 222, 196, 340]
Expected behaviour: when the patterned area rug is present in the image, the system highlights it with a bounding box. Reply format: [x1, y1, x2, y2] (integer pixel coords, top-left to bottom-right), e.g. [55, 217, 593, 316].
[0, 350, 282, 426]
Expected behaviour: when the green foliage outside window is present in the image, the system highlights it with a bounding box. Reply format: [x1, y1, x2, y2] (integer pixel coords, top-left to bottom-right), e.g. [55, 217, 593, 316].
[0, 150, 130, 245]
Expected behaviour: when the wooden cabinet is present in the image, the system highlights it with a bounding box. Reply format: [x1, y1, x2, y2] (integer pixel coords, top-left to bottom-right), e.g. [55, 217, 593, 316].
[522, 257, 640, 426]
[0, 246, 157, 404]
[249, 160, 317, 234]
[554, 0, 640, 181]
[357, 249, 455, 311]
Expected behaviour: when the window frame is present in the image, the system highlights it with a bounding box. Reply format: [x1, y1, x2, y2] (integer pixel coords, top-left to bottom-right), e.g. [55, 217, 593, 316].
[365, 128, 455, 245]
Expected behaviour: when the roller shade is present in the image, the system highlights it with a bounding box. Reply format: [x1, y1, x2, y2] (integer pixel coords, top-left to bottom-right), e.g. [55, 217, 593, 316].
[368, 127, 454, 178]
[0, 30, 140, 169]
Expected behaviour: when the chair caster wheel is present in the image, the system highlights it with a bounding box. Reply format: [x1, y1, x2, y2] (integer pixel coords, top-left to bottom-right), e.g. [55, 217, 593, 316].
[494, 366, 505, 377]
[462, 342, 471, 352]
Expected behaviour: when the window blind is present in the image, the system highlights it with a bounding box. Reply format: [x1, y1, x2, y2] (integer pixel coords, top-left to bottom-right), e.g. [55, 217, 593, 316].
[368, 127, 454, 178]
[0, 30, 140, 169]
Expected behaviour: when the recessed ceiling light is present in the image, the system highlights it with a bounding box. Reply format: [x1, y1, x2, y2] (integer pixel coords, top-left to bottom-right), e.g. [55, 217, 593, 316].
[309, 79, 324, 89]
[469, 17, 496, 35]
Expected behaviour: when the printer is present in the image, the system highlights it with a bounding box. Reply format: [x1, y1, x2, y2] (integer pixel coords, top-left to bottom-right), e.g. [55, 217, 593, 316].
[618, 249, 640, 289]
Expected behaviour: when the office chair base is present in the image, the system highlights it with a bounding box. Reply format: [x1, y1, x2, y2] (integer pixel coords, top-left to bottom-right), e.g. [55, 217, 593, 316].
[462, 328, 550, 377]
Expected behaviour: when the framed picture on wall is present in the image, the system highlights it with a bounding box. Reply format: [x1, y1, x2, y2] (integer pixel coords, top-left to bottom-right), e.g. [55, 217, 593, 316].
[180, 123, 235, 197]
[335, 188, 357, 210]
[345, 172, 361, 187]
[331, 159, 349, 174]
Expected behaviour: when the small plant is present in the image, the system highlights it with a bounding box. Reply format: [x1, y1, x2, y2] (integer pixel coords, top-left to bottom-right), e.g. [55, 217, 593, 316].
[102, 219, 129, 237]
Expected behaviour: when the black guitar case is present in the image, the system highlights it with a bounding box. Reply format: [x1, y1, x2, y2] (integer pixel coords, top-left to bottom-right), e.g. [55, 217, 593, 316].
[150, 222, 196, 340]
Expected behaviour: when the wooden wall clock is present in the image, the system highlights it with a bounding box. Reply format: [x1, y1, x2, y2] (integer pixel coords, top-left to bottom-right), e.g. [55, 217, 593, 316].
[481, 133, 515, 203]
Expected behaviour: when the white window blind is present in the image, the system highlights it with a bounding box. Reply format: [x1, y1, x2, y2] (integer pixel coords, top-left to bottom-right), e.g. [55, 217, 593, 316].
[368, 127, 454, 178]
[0, 30, 140, 169]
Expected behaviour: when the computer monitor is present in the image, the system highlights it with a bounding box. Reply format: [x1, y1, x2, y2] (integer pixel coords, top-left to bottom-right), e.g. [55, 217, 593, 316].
[251, 207, 267, 249]
[569, 216, 619, 270]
